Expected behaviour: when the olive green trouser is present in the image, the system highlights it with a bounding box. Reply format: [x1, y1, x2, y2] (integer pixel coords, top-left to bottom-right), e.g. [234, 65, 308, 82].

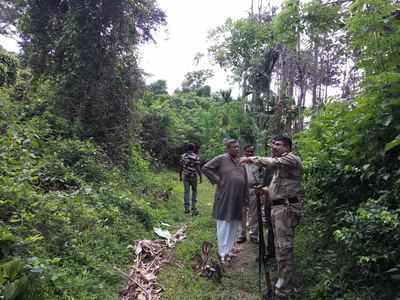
[183, 175, 198, 210]
[271, 203, 302, 296]
[238, 189, 259, 239]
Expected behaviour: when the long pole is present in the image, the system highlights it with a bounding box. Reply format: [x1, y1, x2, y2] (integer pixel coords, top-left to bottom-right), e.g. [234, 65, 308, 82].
[256, 189, 273, 299]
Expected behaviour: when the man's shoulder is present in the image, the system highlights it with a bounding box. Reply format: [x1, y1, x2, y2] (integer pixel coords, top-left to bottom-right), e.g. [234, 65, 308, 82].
[274, 152, 300, 165]
[187, 152, 200, 160]
[283, 152, 303, 167]
[286, 152, 300, 159]
[182, 152, 196, 158]
[204, 153, 226, 166]
[216, 153, 228, 160]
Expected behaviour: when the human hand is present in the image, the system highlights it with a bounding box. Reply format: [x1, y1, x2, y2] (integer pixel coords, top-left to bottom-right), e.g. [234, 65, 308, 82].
[254, 185, 269, 197]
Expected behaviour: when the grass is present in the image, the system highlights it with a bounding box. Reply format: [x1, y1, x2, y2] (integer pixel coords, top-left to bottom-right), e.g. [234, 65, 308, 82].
[157, 177, 263, 300]
[153, 174, 311, 300]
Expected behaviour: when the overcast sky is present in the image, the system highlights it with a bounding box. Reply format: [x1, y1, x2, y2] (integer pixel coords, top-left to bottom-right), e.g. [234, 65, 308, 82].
[0, 0, 283, 95]
[139, 0, 253, 94]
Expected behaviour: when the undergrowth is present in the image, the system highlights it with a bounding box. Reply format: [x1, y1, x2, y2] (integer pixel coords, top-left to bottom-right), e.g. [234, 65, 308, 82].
[0, 88, 184, 299]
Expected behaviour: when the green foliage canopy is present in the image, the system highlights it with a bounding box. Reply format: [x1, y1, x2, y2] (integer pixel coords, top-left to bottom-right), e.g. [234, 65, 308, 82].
[8, 0, 166, 164]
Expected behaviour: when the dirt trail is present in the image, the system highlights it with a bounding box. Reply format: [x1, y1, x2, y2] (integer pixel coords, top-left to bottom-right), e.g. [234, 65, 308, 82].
[158, 180, 272, 300]
[227, 241, 258, 272]
[216, 240, 262, 300]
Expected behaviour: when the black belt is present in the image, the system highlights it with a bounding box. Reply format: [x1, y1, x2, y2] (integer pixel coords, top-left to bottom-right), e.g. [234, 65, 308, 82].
[272, 197, 299, 206]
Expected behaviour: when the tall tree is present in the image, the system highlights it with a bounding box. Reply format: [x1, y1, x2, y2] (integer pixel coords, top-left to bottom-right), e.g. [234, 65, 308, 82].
[303, 0, 345, 109]
[208, 14, 280, 147]
[148, 79, 168, 95]
[181, 69, 213, 96]
[3, 0, 166, 164]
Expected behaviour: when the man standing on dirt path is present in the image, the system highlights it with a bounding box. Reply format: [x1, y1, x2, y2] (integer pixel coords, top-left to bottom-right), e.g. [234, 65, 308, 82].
[240, 135, 303, 298]
[179, 143, 202, 216]
[237, 144, 264, 244]
[202, 139, 248, 263]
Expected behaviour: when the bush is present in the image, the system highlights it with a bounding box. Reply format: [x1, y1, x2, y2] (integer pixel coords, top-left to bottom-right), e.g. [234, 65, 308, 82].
[296, 72, 400, 299]
[0, 88, 182, 299]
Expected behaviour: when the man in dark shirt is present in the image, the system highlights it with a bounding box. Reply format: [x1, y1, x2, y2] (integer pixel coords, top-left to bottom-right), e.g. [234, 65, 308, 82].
[202, 139, 248, 262]
[179, 143, 202, 215]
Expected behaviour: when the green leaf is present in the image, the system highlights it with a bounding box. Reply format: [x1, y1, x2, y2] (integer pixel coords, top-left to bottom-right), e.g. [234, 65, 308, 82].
[384, 137, 400, 152]
[25, 234, 44, 243]
[0, 228, 16, 242]
[0, 258, 24, 281]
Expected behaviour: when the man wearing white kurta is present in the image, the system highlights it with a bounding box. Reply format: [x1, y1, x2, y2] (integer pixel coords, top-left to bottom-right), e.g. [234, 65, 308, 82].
[202, 139, 248, 262]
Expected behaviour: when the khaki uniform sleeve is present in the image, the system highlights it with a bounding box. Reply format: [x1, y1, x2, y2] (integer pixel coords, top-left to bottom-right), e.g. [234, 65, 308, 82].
[251, 153, 301, 169]
[251, 156, 276, 168]
[275, 153, 301, 168]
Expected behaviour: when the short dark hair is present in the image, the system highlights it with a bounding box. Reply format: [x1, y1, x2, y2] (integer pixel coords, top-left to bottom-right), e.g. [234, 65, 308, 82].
[243, 144, 254, 151]
[186, 143, 196, 151]
[272, 135, 292, 151]
[224, 139, 239, 148]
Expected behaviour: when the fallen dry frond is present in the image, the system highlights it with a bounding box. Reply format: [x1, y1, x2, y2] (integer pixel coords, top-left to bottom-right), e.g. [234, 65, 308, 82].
[120, 225, 187, 300]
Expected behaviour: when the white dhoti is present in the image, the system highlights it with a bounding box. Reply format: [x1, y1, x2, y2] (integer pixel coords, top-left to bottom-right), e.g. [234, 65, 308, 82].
[216, 220, 241, 259]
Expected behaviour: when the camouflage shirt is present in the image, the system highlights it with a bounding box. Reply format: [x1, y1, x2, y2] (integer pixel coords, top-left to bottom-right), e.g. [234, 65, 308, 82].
[251, 152, 303, 201]
[180, 152, 201, 177]
[244, 163, 263, 188]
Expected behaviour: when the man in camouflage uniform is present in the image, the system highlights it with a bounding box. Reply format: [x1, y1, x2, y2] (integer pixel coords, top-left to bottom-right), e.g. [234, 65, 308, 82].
[241, 135, 303, 298]
[237, 144, 264, 244]
[179, 143, 202, 216]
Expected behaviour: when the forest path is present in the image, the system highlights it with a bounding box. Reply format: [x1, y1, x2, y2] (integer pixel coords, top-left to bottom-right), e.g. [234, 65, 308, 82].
[157, 179, 264, 299]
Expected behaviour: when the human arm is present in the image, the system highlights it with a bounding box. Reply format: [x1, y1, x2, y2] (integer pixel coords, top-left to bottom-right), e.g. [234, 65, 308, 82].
[179, 167, 183, 181]
[201, 155, 222, 185]
[196, 164, 202, 183]
[240, 156, 276, 168]
[241, 153, 299, 169]
[179, 157, 183, 181]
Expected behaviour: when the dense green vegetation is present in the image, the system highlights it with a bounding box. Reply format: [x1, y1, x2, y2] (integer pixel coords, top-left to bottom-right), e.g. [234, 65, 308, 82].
[1, 0, 399, 299]
[0, 72, 186, 298]
[140, 89, 255, 165]
[296, 1, 400, 296]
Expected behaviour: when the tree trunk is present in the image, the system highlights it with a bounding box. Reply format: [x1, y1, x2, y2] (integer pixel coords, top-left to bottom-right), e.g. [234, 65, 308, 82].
[311, 43, 319, 110]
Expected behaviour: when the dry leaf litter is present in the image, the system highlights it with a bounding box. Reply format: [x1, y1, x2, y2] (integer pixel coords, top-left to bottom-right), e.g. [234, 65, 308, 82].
[120, 225, 186, 300]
